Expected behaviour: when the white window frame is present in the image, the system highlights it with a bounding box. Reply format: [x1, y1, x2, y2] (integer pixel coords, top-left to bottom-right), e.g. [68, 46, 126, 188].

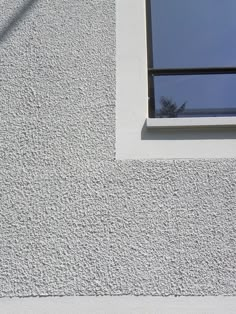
[116, 0, 236, 159]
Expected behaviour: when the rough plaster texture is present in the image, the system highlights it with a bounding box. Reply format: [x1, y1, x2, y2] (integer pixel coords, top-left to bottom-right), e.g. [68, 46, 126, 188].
[0, 0, 236, 297]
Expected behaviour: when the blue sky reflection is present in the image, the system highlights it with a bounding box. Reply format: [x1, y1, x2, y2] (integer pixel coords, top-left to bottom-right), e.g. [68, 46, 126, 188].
[151, 0, 236, 68]
[150, 0, 236, 116]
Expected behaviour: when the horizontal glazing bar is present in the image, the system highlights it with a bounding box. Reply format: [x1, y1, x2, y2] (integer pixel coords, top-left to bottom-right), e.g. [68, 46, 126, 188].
[148, 67, 236, 76]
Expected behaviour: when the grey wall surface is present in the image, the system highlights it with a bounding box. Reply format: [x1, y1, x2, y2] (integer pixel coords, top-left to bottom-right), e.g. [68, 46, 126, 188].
[0, 0, 235, 297]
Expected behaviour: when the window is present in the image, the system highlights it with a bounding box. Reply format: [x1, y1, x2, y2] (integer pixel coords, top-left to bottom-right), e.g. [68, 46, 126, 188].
[116, 0, 236, 159]
[146, 0, 236, 128]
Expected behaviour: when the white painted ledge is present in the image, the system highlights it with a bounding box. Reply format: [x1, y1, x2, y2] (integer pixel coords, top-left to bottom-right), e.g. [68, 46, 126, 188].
[146, 117, 236, 128]
[0, 296, 236, 314]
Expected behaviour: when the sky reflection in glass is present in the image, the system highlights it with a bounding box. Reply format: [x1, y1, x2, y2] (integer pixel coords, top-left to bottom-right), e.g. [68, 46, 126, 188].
[154, 75, 236, 117]
[151, 0, 236, 68]
[150, 0, 236, 117]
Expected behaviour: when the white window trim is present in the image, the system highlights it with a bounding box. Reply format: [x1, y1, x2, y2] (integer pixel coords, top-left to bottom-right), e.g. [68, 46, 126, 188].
[116, 0, 236, 159]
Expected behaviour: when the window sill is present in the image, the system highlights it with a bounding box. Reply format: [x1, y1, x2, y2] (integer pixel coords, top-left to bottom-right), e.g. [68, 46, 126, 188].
[146, 117, 236, 128]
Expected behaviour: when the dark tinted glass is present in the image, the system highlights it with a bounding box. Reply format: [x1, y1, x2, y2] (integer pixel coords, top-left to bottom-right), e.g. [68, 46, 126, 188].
[150, 0, 236, 68]
[154, 75, 236, 118]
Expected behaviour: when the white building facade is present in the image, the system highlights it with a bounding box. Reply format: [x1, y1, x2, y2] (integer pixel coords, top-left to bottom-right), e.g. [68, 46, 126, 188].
[0, 0, 235, 312]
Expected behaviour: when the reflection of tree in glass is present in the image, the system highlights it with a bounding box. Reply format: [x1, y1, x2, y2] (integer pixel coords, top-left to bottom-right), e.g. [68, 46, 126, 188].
[159, 96, 186, 118]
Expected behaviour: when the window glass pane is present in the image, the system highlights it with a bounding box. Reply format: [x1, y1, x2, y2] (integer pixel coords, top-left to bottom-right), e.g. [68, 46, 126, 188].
[154, 75, 236, 118]
[150, 0, 236, 68]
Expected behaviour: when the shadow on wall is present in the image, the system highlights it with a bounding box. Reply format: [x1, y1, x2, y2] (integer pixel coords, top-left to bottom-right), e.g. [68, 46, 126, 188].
[141, 122, 236, 141]
[0, 0, 39, 43]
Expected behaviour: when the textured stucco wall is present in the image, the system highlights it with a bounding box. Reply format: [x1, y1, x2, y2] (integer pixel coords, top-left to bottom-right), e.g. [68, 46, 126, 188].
[0, 0, 236, 297]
